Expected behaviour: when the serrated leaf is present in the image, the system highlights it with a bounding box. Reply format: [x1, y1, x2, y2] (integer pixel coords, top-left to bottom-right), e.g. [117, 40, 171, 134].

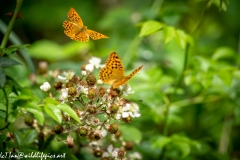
[44, 103, 62, 124]
[0, 57, 21, 68]
[139, 20, 163, 37]
[119, 125, 142, 144]
[0, 68, 6, 88]
[22, 103, 44, 125]
[58, 103, 80, 123]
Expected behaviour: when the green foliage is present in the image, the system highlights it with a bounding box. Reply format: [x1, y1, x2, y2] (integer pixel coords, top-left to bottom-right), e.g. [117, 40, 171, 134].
[1, 0, 240, 159]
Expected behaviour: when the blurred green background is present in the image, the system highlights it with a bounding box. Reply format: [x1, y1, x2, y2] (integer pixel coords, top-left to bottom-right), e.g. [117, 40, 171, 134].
[1, 0, 240, 159]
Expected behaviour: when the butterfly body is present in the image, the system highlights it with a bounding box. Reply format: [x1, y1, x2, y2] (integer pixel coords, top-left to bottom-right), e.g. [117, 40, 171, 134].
[99, 52, 143, 88]
[63, 7, 108, 42]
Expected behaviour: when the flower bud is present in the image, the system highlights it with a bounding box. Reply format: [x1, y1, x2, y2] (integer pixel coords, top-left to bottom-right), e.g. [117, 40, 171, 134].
[53, 124, 64, 134]
[65, 135, 74, 148]
[65, 82, 74, 88]
[87, 88, 97, 99]
[118, 149, 125, 159]
[122, 116, 132, 123]
[124, 141, 134, 150]
[115, 130, 122, 139]
[107, 123, 118, 134]
[70, 75, 79, 83]
[110, 104, 119, 114]
[86, 73, 96, 86]
[92, 131, 103, 141]
[77, 127, 88, 137]
[98, 87, 106, 97]
[87, 105, 97, 114]
[93, 149, 103, 158]
[68, 87, 77, 96]
[54, 81, 62, 90]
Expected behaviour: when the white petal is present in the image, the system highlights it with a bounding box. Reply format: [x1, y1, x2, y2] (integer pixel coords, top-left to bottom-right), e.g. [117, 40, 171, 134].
[122, 112, 129, 118]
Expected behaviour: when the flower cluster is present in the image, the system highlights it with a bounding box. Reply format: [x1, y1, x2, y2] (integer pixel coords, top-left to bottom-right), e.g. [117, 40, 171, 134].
[39, 57, 142, 160]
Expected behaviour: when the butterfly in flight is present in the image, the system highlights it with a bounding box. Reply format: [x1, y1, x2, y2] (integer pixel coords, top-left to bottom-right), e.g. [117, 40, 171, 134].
[99, 52, 143, 88]
[63, 7, 108, 42]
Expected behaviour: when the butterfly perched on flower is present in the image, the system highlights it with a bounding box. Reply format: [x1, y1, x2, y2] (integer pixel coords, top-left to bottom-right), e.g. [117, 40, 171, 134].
[63, 7, 108, 42]
[99, 52, 143, 88]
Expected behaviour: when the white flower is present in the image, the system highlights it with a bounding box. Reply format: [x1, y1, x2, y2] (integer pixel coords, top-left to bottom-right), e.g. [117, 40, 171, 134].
[78, 86, 88, 95]
[40, 82, 51, 92]
[59, 88, 68, 101]
[81, 70, 87, 76]
[89, 57, 101, 69]
[102, 145, 119, 158]
[119, 85, 134, 96]
[129, 152, 142, 160]
[97, 79, 103, 84]
[58, 71, 75, 82]
[116, 103, 141, 120]
[85, 64, 94, 72]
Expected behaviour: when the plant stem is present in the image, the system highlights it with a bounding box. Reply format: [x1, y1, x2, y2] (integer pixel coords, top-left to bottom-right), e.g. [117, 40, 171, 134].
[2, 88, 8, 122]
[0, 0, 23, 55]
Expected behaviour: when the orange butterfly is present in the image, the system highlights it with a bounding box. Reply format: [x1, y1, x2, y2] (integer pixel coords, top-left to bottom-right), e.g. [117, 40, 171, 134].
[63, 7, 108, 42]
[99, 52, 143, 88]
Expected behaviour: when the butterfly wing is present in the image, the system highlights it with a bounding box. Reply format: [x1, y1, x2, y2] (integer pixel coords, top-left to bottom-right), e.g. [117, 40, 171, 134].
[86, 29, 108, 40]
[99, 52, 125, 84]
[67, 7, 83, 27]
[112, 65, 143, 88]
[63, 20, 89, 42]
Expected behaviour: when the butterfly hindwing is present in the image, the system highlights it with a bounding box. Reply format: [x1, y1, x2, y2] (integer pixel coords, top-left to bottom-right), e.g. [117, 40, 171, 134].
[86, 29, 109, 40]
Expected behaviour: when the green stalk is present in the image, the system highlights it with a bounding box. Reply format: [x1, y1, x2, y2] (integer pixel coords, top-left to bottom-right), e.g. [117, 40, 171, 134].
[0, 0, 24, 55]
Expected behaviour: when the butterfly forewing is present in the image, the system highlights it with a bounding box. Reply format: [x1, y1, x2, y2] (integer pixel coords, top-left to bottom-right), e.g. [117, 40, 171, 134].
[67, 7, 83, 26]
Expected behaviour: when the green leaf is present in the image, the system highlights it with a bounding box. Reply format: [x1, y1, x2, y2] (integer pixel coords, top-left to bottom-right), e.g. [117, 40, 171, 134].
[217, 70, 232, 86]
[194, 56, 210, 72]
[163, 26, 176, 44]
[8, 44, 30, 50]
[151, 136, 171, 148]
[14, 129, 38, 146]
[14, 130, 22, 145]
[22, 103, 44, 125]
[233, 70, 240, 80]
[212, 47, 235, 61]
[175, 30, 193, 49]
[119, 125, 142, 144]
[0, 68, 6, 88]
[139, 20, 163, 37]
[44, 97, 60, 105]
[22, 129, 38, 145]
[0, 57, 21, 68]
[174, 141, 191, 158]
[0, 109, 6, 120]
[58, 103, 80, 123]
[44, 103, 62, 124]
